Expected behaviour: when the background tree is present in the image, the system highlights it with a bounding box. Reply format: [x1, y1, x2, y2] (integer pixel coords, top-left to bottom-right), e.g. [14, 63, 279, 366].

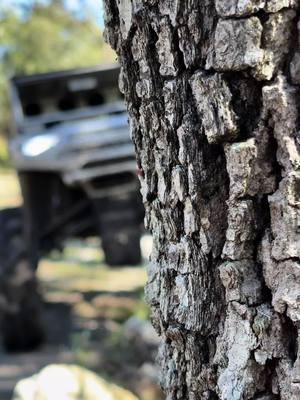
[104, 1, 300, 399]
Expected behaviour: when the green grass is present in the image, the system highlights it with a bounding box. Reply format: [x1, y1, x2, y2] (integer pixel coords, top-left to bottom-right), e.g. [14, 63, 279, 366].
[38, 238, 149, 329]
[0, 136, 11, 170]
[0, 169, 21, 209]
[40, 242, 147, 294]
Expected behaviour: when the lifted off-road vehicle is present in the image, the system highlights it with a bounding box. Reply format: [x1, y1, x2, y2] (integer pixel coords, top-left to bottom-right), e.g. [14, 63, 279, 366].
[0, 65, 143, 351]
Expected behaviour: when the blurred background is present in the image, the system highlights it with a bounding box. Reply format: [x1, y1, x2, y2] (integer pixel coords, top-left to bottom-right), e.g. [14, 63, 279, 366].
[0, 1, 161, 399]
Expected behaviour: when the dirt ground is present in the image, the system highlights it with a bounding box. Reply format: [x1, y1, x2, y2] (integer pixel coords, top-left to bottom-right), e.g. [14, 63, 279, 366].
[0, 171, 163, 400]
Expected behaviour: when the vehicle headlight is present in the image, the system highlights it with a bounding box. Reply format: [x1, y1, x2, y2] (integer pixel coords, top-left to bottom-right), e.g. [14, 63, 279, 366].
[22, 134, 59, 157]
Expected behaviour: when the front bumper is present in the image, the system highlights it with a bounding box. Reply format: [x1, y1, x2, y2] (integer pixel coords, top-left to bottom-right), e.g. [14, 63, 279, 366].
[9, 114, 138, 188]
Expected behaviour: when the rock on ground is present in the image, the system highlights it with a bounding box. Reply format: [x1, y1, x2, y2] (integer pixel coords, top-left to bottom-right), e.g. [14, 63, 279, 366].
[12, 364, 139, 400]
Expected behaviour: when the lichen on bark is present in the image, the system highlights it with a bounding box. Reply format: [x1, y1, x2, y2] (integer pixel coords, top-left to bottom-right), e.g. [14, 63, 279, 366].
[103, 0, 300, 398]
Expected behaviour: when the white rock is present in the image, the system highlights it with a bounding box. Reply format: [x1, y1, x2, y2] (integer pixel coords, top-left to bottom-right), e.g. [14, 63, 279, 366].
[13, 364, 138, 400]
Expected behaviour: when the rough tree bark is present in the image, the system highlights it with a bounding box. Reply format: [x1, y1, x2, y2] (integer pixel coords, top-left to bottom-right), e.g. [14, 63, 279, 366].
[103, 1, 300, 399]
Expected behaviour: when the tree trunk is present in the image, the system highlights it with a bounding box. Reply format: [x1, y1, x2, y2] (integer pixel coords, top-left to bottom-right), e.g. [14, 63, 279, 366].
[103, 1, 300, 398]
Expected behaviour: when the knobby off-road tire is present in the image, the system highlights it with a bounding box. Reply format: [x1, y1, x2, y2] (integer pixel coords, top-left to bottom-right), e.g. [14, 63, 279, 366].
[0, 207, 45, 352]
[102, 227, 142, 266]
[98, 200, 143, 267]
